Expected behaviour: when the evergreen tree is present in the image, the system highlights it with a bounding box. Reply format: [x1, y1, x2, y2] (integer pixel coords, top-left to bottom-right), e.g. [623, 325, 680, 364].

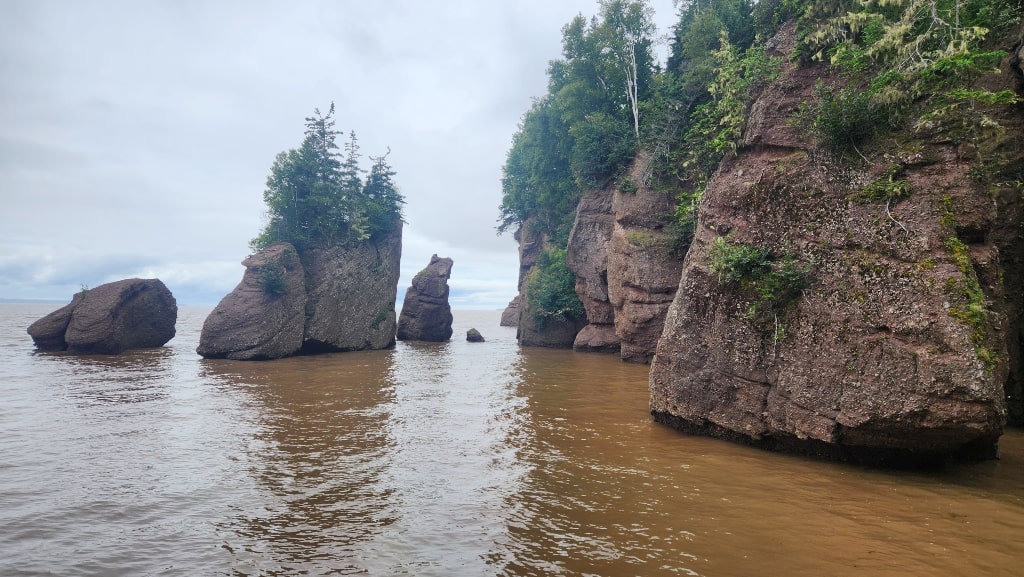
[253, 104, 403, 251]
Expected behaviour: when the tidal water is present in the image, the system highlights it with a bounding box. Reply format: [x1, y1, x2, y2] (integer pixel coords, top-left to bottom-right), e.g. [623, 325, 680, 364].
[1, 304, 1022, 576]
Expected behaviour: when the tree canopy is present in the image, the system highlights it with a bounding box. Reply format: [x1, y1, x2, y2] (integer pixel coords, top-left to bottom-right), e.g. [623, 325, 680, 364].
[498, 0, 657, 246]
[253, 104, 404, 252]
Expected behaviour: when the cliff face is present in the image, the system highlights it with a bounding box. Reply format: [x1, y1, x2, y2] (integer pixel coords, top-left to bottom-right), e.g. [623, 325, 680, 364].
[649, 23, 1024, 461]
[565, 154, 685, 362]
[516, 217, 587, 347]
[302, 221, 402, 353]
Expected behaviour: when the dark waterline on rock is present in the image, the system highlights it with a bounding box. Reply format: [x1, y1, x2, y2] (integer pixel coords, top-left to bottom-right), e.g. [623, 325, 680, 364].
[1, 304, 1022, 576]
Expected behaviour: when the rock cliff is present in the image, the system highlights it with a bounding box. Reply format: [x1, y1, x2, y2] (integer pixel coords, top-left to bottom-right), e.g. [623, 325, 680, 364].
[301, 222, 402, 353]
[397, 254, 454, 342]
[649, 23, 1024, 462]
[565, 154, 685, 362]
[198, 222, 402, 360]
[515, 218, 587, 347]
[28, 278, 177, 354]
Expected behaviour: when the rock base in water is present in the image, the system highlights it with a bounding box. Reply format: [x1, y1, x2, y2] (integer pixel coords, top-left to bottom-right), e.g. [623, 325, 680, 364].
[397, 254, 453, 342]
[28, 278, 177, 354]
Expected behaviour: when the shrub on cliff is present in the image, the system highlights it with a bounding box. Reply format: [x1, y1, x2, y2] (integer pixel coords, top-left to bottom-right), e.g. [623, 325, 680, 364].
[524, 248, 586, 328]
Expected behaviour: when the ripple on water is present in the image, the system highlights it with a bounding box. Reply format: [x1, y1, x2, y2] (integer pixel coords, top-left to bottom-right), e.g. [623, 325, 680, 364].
[0, 306, 1023, 577]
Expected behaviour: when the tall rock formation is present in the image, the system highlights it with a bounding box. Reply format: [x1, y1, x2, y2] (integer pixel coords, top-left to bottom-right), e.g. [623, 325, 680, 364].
[301, 222, 403, 353]
[28, 278, 177, 354]
[649, 23, 1023, 462]
[397, 254, 454, 342]
[197, 243, 307, 360]
[198, 222, 403, 360]
[566, 187, 619, 354]
[499, 295, 521, 327]
[565, 153, 685, 362]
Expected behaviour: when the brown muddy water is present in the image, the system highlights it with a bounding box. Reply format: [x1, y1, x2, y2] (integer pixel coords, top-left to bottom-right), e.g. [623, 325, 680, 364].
[1, 304, 1022, 576]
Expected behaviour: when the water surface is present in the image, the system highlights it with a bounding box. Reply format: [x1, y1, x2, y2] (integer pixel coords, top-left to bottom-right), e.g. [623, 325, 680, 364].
[1, 304, 1021, 576]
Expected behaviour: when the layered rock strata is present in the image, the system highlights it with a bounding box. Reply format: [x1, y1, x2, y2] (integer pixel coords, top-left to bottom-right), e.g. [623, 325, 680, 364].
[397, 254, 454, 342]
[565, 154, 684, 362]
[28, 278, 177, 354]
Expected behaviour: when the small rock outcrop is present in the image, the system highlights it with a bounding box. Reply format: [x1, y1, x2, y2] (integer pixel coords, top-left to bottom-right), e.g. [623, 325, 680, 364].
[500, 296, 521, 327]
[466, 328, 485, 342]
[397, 254, 454, 342]
[28, 278, 177, 354]
[515, 219, 587, 347]
[197, 243, 307, 360]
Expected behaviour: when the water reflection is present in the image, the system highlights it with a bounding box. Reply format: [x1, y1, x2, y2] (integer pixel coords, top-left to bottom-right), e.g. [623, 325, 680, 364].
[201, 351, 399, 575]
[35, 347, 175, 405]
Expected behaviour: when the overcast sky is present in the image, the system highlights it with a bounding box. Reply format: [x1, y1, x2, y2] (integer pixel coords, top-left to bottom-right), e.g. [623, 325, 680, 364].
[1, 0, 677, 308]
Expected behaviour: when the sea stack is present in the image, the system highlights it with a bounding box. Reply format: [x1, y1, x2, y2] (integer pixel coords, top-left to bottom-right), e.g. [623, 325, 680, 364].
[397, 254, 454, 342]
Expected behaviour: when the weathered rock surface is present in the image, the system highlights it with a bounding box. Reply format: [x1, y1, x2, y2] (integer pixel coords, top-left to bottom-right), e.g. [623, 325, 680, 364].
[564, 153, 684, 362]
[199, 221, 403, 360]
[607, 162, 685, 363]
[397, 254, 454, 342]
[466, 328, 485, 342]
[566, 187, 619, 354]
[29, 278, 177, 354]
[197, 243, 307, 360]
[500, 296, 521, 327]
[649, 23, 1023, 463]
[302, 223, 402, 352]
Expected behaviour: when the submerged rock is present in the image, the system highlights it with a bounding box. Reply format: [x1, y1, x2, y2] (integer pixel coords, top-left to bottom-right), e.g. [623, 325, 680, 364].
[397, 254, 454, 342]
[28, 278, 177, 354]
[197, 243, 306, 360]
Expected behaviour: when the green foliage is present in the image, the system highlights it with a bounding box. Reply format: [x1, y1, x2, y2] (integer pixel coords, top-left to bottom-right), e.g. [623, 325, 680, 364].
[851, 163, 911, 202]
[252, 104, 404, 252]
[793, 80, 882, 150]
[498, 1, 658, 245]
[708, 237, 812, 326]
[498, 97, 578, 244]
[524, 248, 585, 328]
[257, 263, 287, 296]
[944, 236, 997, 369]
[795, 0, 1023, 153]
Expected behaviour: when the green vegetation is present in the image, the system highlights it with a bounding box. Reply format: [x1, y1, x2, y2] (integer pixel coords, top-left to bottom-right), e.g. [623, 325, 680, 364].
[498, 0, 657, 245]
[257, 263, 287, 296]
[944, 236, 998, 369]
[708, 237, 812, 332]
[795, 0, 1023, 154]
[524, 248, 586, 328]
[498, 0, 1019, 334]
[252, 103, 404, 252]
[851, 163, 911, 203]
